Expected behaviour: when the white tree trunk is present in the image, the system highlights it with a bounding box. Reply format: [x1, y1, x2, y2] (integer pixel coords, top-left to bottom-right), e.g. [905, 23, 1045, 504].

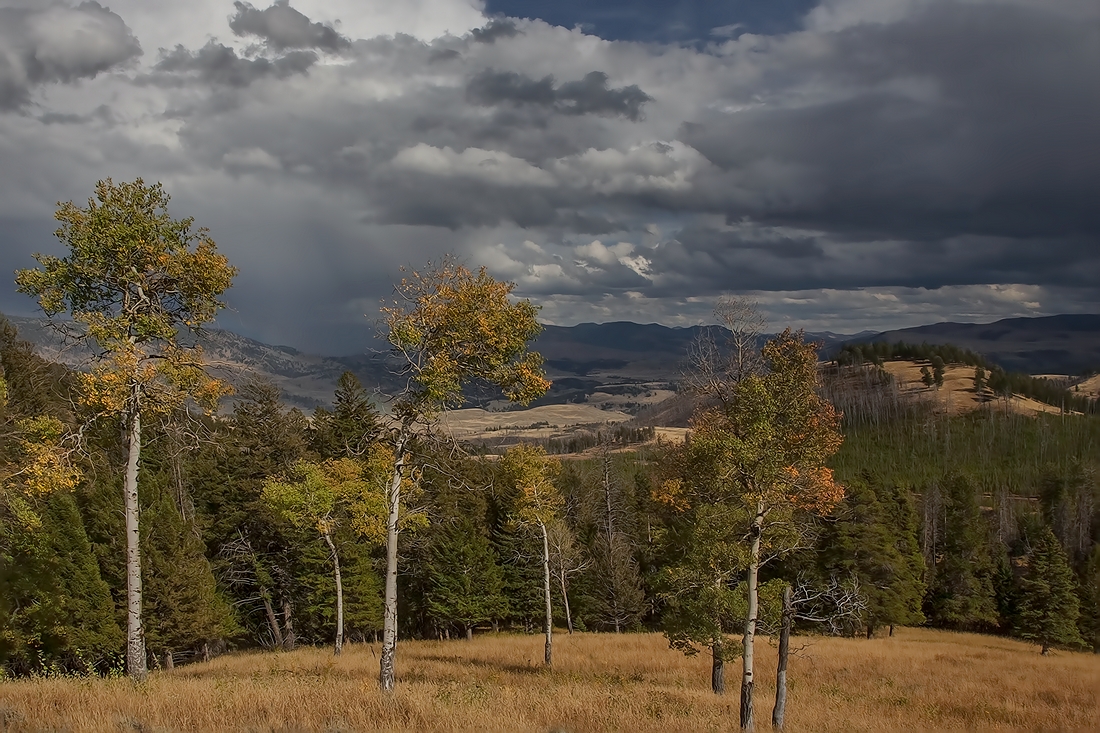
[713, 574, 725, 695]
[772, 584, 792, 730]
[282, 597, 296, 650]
[540, 521, 553, 666]
[124, 398, 147, 680]
[602, 456, 621, 633]
[559, 569, 574, 634]
[323, 531, 344, 656]
[379, 433, 406, 692]
[740, 501, 764, 731]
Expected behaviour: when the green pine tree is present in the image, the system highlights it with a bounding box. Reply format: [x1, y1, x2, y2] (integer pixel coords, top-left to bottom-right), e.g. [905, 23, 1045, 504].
[0, 491, 122, 675]
[310, 372, 381, 460]
[142, 488, 235, 663]
[1014, 525, 1084, 654]
[820, 478, 924, 636]
[425, 517, 508, 639]
[925, 474, 999, 630]
[1079, 545, 1100, 653]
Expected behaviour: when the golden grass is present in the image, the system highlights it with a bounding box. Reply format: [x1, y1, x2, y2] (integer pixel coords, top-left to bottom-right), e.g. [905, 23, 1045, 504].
[881, 361, 1067, 417]
[438, 405, 630, 440]
[1, 628, 1097, 732]
[1078, 374, 1100, 400]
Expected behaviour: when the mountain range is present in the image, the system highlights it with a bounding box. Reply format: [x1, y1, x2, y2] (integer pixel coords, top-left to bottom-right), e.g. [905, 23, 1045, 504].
[863, 314, 1100, 375]
[5, 313, 1099, 412]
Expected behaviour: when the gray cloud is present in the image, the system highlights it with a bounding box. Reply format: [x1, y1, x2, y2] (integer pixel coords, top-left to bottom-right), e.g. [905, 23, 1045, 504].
[467, 69, 652, 121]
[155, 42, 317, 87]
[229, 0, 349, 52]
[469, 18, 520, 44]
[1, 1, 1098, 352]
[678, 2, 1100, 243]
[0, 1, 141, 109]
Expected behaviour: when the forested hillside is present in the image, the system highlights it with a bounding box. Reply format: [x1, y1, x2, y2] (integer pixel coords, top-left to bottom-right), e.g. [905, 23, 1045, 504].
[3, 312, 1098, 680]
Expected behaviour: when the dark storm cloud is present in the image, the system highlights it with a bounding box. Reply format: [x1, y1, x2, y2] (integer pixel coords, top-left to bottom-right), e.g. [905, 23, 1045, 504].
[155, 42, 316, 87]
[149, 0, 1099, 312]
[467, 69, 652, 121]
[0, 1, 141, 109]
[641, 227, 1100, 297]
[484, 0, 820, 41]
[469, 19, 520, 44]
[229, 0, 349, 52]
[679, 1, 1100, 244]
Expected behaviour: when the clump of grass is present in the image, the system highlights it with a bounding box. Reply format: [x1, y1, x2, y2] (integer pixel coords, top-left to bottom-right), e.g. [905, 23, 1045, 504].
[0, 628, 1096, 732]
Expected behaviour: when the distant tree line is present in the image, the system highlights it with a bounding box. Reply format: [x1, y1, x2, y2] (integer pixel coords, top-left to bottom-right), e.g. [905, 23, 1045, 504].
[474, 424, 657, 455]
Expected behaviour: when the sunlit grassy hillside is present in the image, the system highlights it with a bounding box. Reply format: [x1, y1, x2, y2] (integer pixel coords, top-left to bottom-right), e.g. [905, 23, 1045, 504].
[1, 629, 1097, 732]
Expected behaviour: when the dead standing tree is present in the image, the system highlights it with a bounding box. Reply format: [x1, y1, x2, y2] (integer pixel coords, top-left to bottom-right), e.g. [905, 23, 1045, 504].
[771, 577, 868, 730]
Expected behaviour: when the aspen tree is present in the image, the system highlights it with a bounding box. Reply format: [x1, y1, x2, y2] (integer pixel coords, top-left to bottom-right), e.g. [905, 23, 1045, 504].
[688, 330, 844, 730]
[502, 444, 563, 665]
[17, 179, 236, 679]
[262, 457, 388, 655]
[376, 258, 549, 691]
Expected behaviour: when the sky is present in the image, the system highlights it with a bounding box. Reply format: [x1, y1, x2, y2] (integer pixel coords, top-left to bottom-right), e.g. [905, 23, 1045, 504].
[0, 0, 1097, 354]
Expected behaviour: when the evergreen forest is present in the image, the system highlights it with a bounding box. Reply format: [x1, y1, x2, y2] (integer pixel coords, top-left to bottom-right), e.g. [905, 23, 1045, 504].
[3, 310, 1099, 677]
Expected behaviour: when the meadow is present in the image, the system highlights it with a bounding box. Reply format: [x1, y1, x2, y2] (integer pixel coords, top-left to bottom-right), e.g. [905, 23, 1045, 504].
[1, 628, 1097, 732]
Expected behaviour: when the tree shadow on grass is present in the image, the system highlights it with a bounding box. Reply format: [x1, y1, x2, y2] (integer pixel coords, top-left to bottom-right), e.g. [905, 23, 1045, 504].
[412, 653, 548, 677]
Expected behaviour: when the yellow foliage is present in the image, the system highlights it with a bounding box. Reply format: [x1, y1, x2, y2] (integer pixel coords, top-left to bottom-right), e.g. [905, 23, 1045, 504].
[1, 416, 81, 529]
[652, 478, 691, 513]
[500, 444, 562, 527]
[381, 257, 550, 417]
[15, 178, 238, 423]
[262, 455, 392, 547]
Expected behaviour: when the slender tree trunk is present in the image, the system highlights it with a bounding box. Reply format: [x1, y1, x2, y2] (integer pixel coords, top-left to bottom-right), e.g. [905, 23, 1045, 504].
[740, 501, 764, 732]
[261, 589, 283, 648]
[466, 625, 473, 641]
[712, 640, 725, 694]
[772, 584, 792, 730]
[602, 456, 621, 633]
[124, 399, 147, 680]
[323, 531, 344, 656]
[282, 597, 296, 650]
[559, 570, 574, 634]
[379, 432, 406, 692]
[713, 574, 725, 694]
[540, 521, 553, 666]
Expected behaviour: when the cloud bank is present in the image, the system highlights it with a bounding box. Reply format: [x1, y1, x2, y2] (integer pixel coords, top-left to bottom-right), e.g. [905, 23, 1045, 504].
[0, 0, 1097, 352]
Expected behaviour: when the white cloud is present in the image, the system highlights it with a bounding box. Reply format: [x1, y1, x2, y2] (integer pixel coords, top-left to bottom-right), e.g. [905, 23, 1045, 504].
[390, 144, 556, 187]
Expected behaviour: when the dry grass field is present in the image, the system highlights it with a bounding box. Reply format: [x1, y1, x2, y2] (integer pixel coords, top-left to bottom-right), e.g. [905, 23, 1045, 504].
[881, 361, 1067, 417]
[1, 629, 1097, 732]
[438, 404, 630, 440]
[1077, 374, 1100, 399]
